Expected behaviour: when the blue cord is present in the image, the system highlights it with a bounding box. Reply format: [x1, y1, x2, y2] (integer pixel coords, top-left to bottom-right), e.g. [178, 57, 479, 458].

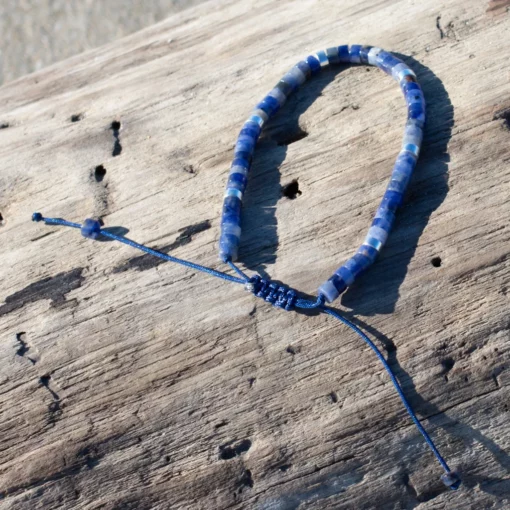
[32, 212, 460, 489]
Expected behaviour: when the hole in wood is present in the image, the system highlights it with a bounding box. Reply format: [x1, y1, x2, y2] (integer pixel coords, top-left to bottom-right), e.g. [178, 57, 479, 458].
[282, 180, 302, 200]
[110, 120, 122, 157]
[71, 114, 83, 122]
[219, 439, 251, 460]
[441, 357, 455, 372]
[0, 212, 4, 225]
[493, 107, 510, 130]
[240, 469, 254, 488]
[94, 165, 107, 182]
[0, 123, 9, 129]
[431, 256, 442, 267]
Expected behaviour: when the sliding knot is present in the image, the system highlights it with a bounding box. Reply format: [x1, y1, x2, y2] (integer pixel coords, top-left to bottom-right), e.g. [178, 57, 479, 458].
[245, 275, 297, 311]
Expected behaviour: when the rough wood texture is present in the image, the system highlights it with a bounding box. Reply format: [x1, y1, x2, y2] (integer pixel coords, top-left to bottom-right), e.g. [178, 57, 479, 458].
[0, 1, 509, 508]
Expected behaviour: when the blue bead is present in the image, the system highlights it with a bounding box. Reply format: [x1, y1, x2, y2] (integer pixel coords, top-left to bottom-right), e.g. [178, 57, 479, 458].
[219, 233, 240, 262]
[372, 217, 393, 231]
[256, 95, 280, 116]
[223, 196, 242, 216]
[305, 55, 321, 74]
[281, 73, 300, 91]
[377, 53, 402, 74]
[243, 121, 262, 136]
[349, 44, 362, 63]
[381, 190, 404, 210]
[233, 150, 252, 163]
[235, 141, 255, 156]
[32, 212, 43, 222]
[232, 156, 251, 169]
[337, 45, 350, 62]
[352, 253, 373, 272]
[336, 266, 355, 285]
[359, 45, 373, 64]
[221, 212, 240, 226]
[240, 126, 259, 139]
[402, 81, 420, 94]
[227, 172, 248, 192]
[330, 274, 348, 293]
[326, 47, 340, 64]
[357, 244, 378, 261]
[295, 60, 311, 77]
[344, 257, 366, 278]
[81, 218, 102, 240]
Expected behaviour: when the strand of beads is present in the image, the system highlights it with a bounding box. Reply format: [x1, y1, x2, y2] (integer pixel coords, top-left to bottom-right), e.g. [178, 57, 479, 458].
[218, 45, 425, 303]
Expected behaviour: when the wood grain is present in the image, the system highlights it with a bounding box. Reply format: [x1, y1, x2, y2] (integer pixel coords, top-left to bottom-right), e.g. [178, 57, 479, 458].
[0, 1, 509, 508]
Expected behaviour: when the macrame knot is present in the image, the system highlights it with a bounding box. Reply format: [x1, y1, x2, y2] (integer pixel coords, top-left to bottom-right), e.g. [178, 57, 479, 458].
[245, 275, 297, 311]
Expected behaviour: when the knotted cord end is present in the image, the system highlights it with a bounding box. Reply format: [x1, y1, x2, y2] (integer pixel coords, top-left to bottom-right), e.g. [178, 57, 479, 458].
[245, 275, 297, 311]
[440, 472, 461, 490]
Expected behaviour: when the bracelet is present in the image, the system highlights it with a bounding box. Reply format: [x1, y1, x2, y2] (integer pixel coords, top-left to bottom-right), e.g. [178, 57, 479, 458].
[32, 45, 461, 492]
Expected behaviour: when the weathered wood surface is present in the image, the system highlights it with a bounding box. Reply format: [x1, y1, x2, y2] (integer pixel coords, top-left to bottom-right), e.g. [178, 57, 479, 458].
[0, 0, 509, 508]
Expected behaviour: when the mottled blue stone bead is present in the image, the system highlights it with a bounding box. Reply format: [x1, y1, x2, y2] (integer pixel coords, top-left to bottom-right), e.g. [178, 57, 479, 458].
[381, 190, 404, 210]
[234, 151, 252, 164]
[221, 211, 240, 226]
[352, 252, 373, 272]
[401, 81, 420, 94]
[348, 45, 362, 63]
[315, 50, 329, 67]
[235, 141, 255, 156]
[318, 274, 348, 302]
[337, 45, 350, 62]
[336, 266, 355, 285]
[377, 52, 403, 75]
[81, 218, 101, 240]
[408, 109, 426, 127]
[295, 60, 312, 77]
[306, 55, 321, 74]
[243, 120, 262, 136]
[282, 67, 306, 91]
[275, 79, 294, 97]
[240, 127, 259, 139]
[357, 244, 378, 262]
[219, 233, 240, 262]
[387, 178, 408, 194]
[223, 195, 242, 217]
[227, 172, 248, 192]
[359, 45, 373, 64]
[256, 95, 280, 117]
[237, 133, 257, 146]
[232, 155, 251, 170]
[344, 257, 366, 278]
[326, 47, 340, 64]
[405, 89, 425, 107]
[372, 216, 393, 231]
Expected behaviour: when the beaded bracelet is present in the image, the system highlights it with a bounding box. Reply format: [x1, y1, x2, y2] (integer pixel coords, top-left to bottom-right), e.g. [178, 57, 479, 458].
[219, 45, 425, 303]
[32, 45, 461, 491]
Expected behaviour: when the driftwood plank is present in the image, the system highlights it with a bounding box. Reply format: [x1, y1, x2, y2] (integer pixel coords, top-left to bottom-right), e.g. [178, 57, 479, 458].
[0, 0, 509, 508]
